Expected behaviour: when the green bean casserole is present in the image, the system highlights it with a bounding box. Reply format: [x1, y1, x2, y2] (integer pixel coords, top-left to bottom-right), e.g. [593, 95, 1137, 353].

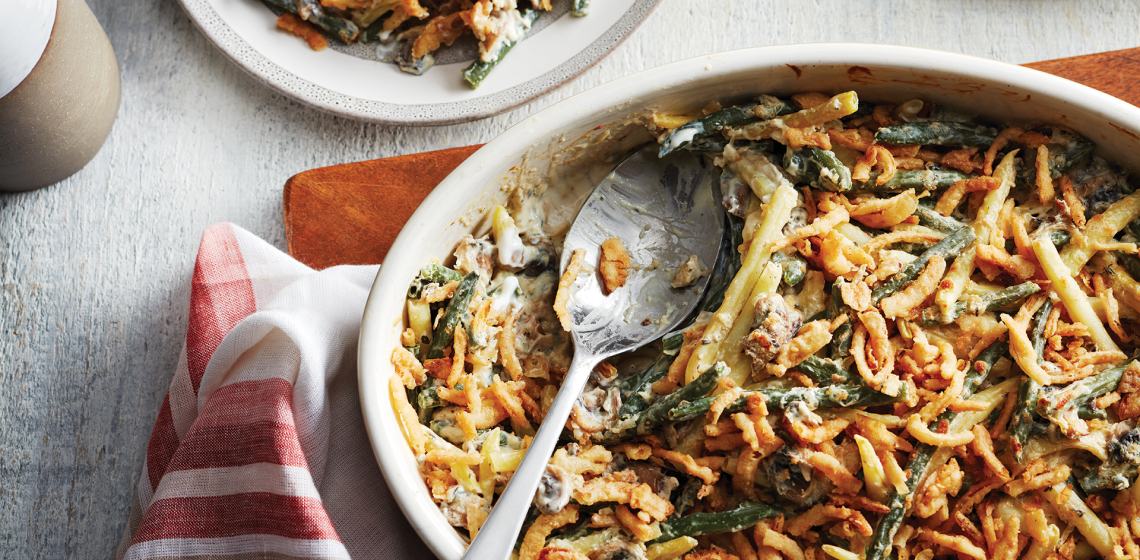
[261, 0, 587, 88]
[389, 90, 1140, 560]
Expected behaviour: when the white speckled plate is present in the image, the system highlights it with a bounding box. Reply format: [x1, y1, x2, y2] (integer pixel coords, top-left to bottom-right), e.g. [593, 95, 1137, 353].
[177, 0, 659, 125]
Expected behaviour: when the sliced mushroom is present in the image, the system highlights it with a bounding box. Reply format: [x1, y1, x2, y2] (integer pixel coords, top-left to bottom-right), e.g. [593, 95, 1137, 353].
[592, 540, 647, 560]
[759, 446, 833, 507]
[534, 464, 573, 514]
[571, 386, 622, 434]
[743, 293, 803, 372]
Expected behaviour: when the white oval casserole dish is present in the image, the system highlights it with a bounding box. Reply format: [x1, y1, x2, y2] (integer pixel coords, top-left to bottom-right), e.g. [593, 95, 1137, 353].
[358, 43, 1140, 560]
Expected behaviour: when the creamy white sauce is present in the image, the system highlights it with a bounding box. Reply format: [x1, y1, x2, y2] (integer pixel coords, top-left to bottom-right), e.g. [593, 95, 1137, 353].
[497, 224, 527, 267]
[473, 362, 494, 388]
[490, 275, 520, 315]
[818, 165, 840, 185]
[661, 126, 699, 154]
[479, 1, 531, 62]
[784, 388, 824, 426]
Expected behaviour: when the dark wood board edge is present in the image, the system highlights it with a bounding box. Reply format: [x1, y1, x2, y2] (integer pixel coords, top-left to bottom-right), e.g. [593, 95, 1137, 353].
[283, 144, 480, 269]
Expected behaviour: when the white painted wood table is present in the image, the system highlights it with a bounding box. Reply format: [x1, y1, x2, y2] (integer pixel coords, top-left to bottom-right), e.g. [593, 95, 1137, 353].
[1, 0, 1137, 557]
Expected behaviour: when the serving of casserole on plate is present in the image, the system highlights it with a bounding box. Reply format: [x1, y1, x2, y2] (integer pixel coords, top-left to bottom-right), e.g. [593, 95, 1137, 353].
[357, 46, 1140, 560]
[177, 0, 658, 124]
[262, 0, 590, 89]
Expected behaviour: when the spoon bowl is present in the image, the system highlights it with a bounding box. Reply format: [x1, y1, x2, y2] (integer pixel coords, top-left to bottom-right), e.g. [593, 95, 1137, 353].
[560, 145, 725, 353]
[464, 144, 724, 559]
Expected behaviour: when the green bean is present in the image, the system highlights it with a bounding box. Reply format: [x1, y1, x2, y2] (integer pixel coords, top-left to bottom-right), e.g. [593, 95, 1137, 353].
[962, 341, 1007, 400]
[660, 105, 757, 157]
[1038, 361, 1133, 417]
[661, 331, 685, 355]
[797, 355, 854, 384]
[654, 502, 783, 542]
[1047, 132, 1094, 174]
[1010, 300, 1052, 461]
[416, 384, 441, 411]
[596, 364, 725, 443]
[463, 10, 539, 89]
[407, 263, 463, 299]
[1066, 363, 1131, 404]
[913, 204, 965, 233]
[1026, 132, 1094, 189]
[865, 446, 934, 560]
[871, 224, 975, 302]
[304, 7, 360, 43]
[632, 363, 726, 435]
[667, 383, 901, 423]
[1074, 169, 1132, 218]
[659, 96, 794, 157]
[865, 342, 1006, 560]
[1078, 402, 1109, 420]
[259, 0, 289, 15]
[680, 136, 730, 154]
[785, 148, 852, 192]
[571, 0, 589, 16]
[874, 121, 998, 147]
[425, 273, 479, 358]
[685, 137, 776, 154]
[859, 168, 969, 192]
[830, 324, 853, 360]
[917, 281, 1040, 325]
[1032, 302, 1051, 365]
[664, 394, 734, 423]
[827, 282, 853, 360]
[617, 354, 673, 418]
[810, 148, 853, 192]
[262, 0, 360, 43]
[415, 381, 443, 423]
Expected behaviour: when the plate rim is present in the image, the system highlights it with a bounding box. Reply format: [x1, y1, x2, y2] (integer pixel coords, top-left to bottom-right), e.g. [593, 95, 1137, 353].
[176, 0, 661, 125]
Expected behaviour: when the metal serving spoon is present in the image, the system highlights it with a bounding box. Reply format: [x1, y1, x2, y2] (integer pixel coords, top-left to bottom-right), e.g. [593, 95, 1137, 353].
[464, 145, 725, 559]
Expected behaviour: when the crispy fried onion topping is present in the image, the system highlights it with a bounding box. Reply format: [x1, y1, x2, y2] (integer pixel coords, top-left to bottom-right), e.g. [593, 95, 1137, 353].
[852, 310, 901, 396]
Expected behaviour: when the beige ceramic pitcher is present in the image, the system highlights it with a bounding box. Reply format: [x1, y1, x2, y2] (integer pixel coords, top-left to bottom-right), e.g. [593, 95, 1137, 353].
[0, 0, 121, 192]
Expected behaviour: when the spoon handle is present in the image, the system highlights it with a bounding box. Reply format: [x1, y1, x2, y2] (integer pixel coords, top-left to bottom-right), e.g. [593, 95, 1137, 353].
[463, 351, 599, 560]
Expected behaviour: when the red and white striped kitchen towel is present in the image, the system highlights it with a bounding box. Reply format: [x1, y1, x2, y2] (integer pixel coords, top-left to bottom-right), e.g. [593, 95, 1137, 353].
[117, 223, 431, 560]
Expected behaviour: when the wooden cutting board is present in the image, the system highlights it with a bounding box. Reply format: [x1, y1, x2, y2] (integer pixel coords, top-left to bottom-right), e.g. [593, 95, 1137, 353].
[284, 48, 1140, 269]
